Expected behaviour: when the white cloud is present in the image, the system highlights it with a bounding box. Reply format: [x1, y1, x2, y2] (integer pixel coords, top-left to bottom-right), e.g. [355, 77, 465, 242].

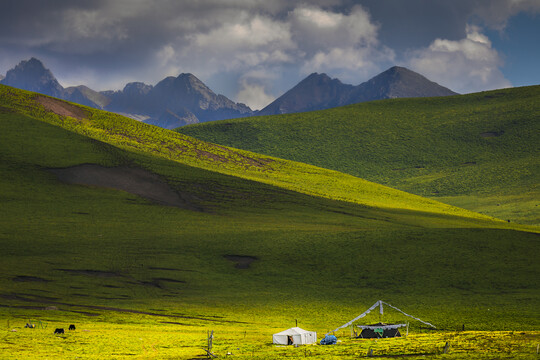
[156, 45, 176, 66]
[176, 13, 297, 78]
[289, 5, 379, 51]
[236, 80, 275, 110]
[187, 14, 295, 69]
[302, 46, 395, 82]
[193, 15, 293, 50]
[63, 9, 127, 40]
[292, 5, 394, 83]
[178, 4, 394, 85]
[407, 25, 511, 93]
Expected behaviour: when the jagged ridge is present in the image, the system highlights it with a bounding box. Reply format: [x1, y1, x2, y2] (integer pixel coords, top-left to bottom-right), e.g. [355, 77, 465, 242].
[0, 58, 253, 129]
[258, 66, 457, 116]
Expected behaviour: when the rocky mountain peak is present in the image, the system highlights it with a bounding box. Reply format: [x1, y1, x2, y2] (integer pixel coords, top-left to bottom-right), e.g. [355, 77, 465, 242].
[260, 66, 457, 116]
[122, 82, 153, 96]
[356, 66, 458, 100]
[172, 73, 213, 95]
[304, 72, 330, 81]
[258, 72, 353, 115]
[1, 57, 64, 98]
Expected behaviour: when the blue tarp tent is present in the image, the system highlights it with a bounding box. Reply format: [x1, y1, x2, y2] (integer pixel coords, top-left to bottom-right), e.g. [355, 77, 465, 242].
[320, 334, 337, 345]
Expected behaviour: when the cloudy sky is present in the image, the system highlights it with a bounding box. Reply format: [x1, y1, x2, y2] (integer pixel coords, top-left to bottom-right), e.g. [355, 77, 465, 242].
[1, 0, 539, 109]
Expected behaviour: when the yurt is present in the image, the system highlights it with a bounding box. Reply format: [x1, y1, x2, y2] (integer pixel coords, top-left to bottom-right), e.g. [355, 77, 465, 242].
[272, 327, 317, 345]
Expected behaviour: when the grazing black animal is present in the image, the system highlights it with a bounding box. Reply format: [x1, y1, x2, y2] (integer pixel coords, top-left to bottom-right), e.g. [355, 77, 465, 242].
[69, 324, 76, 331]
[54, 328, 64, 334]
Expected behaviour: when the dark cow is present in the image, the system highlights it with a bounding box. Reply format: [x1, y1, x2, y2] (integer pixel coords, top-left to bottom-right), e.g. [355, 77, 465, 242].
[54, 328, 64, 334]
[69, 324, 76, 331]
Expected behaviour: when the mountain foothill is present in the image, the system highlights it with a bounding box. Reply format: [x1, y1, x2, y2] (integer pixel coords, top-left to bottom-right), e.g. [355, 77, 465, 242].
[1, 58, 457, 128]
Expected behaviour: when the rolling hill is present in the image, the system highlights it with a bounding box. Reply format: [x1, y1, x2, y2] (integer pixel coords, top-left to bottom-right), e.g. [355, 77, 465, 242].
[0, 84, 497, 218]
[178, 86, 540, 225]
[0, 84, 538, 358]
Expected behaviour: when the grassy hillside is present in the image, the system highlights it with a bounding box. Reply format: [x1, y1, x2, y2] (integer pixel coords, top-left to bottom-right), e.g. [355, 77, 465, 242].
[0, 85, 538, 358]
[0, 84, 506, 221]
[178, 86, 540, 225]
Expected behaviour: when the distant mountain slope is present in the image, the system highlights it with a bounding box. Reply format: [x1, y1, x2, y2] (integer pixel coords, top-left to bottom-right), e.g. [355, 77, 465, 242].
[179, 86, 540, 225]
[350, 66, 458, 101]
[64, 85, 111, 108]
[106, 74, 253, 129]
[1, 57, 64, 98]
[258, 66, 457, 116]
[1, 58, 253, 129]
[259, 72, 354, 115]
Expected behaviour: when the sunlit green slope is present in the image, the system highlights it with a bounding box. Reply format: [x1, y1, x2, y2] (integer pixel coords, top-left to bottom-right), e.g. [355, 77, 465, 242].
[0, 84, 498, 220]
[178, 86, 540, 225]
[0, 84, 538, 342]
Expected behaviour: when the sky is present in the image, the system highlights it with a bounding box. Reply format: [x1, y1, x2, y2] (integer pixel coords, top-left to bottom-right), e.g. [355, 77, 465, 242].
[1, 0, 539, 110]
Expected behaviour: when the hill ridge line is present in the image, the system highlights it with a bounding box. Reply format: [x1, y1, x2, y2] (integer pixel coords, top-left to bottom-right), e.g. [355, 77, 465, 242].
[0, 84, 504, 221]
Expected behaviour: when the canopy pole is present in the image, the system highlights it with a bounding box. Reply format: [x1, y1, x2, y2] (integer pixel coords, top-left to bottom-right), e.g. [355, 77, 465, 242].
[381, 301, 436, 329]
[325, 300, 381, 336]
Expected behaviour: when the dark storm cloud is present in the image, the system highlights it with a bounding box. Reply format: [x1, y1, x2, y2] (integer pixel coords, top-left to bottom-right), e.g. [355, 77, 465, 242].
[1, 0, 538, 108]
[342, 0, 540, 51]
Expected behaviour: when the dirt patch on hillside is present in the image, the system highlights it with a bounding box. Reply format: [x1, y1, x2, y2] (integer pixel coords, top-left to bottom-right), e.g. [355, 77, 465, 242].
[12, 276, 50, 282]
[480, 131, 504, 138]
[224, 255, 258, 269]
[48, 164, 202, 211]
[148, 266, 197, 272]
[35, 95, 88, 120]
[56, 269, 122, 278]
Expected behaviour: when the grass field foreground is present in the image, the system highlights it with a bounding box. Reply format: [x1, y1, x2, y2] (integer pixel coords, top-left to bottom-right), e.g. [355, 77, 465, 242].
[0, 86, 538, 359]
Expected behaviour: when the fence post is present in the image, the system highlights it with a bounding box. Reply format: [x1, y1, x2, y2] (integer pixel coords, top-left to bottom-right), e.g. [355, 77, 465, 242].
[443, 342, 450, 354]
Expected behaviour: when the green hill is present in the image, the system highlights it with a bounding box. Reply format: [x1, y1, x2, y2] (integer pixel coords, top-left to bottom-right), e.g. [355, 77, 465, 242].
[178, 86, 540, 225]
[0, 85, 538, 358]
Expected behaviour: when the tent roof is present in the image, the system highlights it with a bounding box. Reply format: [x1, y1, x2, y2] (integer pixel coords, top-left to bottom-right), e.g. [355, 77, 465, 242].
[273, 327, 313, 336]
[326, 300, 436, 336]
[358, 323, 406, 330]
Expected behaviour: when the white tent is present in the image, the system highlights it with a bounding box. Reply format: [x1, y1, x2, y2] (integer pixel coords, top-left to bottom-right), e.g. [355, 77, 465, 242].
[272, 327, 317, 345]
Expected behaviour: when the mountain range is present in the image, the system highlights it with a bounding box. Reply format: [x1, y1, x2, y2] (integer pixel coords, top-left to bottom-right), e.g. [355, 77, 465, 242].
[258, 67, 457, 115]
[1, 58, 456, 128]
[0, 58, 252, 129]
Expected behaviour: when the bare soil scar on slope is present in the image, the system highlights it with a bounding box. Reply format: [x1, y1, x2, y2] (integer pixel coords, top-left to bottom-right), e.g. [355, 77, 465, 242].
[35, 95, 88, 120]
[224, 255, 258, 269]
[48, 164, 203, 211]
